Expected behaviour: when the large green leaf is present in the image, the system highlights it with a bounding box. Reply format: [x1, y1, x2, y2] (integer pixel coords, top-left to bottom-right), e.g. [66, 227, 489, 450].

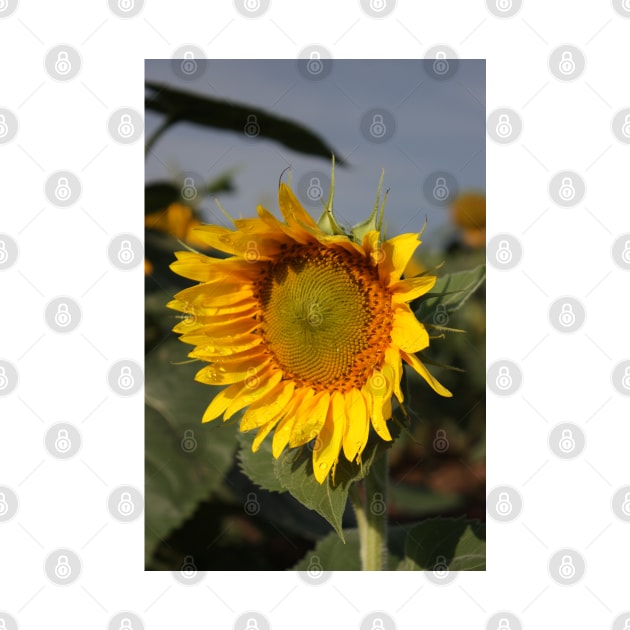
[145, 336, 238, 561]
[292, 518, 485, 571]
[414, 265, 486, 324]
[238, 426, 399, 541]
[146, 81, 344, 163]
[237, 430, 284, 494]
[397, 517, 486, 571]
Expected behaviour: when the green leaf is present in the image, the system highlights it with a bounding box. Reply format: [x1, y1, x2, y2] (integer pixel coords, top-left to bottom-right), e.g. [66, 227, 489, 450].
[145, 337, 238, 561]
[397, 517, 486, 571]
[146, 81, 345, 163]
[415, 265, 486, 323]
[237, 430, 284, 494]
[292, 518, 485, 571]
[291, 528, 403, 570]
[272, 447, 351, 541]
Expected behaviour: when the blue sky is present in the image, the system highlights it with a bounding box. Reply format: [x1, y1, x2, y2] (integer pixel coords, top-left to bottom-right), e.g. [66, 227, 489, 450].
[145, 59, 485, 246]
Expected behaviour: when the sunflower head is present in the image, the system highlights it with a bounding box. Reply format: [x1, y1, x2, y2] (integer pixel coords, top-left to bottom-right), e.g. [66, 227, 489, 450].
[168, 164, 451, 484]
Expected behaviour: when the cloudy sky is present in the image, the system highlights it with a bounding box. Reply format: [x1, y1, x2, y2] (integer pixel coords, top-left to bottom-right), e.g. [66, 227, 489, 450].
[145, 59, 485, 245]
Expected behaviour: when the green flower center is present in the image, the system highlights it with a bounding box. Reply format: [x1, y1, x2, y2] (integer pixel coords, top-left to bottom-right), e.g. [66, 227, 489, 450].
[255, 245, 392, 392]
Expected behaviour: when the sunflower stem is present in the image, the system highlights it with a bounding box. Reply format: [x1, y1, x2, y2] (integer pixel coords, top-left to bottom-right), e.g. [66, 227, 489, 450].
[351, 452, 388, 570]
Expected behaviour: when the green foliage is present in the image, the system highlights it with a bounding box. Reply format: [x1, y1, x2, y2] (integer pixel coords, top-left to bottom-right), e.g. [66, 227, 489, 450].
[415, 264, 486, 323]
[145, 337, 237, 561]
[146, 81, 344, 162]
[292, 518, 485, 571]
[237, 426, 399, 541]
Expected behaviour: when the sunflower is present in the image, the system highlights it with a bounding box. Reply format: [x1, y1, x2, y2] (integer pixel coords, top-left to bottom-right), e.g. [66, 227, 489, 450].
[168, 168, 451, 484]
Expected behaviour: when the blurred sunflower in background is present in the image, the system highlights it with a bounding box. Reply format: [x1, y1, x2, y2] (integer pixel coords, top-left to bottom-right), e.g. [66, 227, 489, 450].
[450, 191, 486, 248]
[168, 174, 452, 484]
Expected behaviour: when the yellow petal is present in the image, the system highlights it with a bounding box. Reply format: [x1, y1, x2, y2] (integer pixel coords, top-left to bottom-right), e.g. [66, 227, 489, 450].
[171, 252, 258, 283]
[384, 346, 404, 403]
[401, 350, 452, 397]
[241, 380, 296, 431]
[201, 381, 247, 422]
[312, 391, 346, 484]
[363, 370, 393, 442]
[379, 233, 421, 284]
[224, 369, 283, 419]
[278, 183, 318, 229]
[195, 356, 270, 386]
[271, 388, 311, 458]
[252, 414, 283, 452]
[391, 307, 430, 353]
[342, 389, 369, 463]
[289, 390, 330, 448]
[391, 275, 436, 303]
[173, 282, 254, 308]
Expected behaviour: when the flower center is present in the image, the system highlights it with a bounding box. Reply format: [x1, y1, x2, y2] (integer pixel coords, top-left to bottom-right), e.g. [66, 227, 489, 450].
[255, 244, 393, 392]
